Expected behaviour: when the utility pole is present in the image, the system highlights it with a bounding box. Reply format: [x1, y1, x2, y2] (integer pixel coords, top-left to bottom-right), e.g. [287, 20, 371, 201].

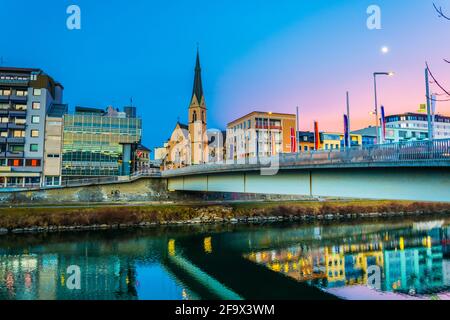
[296, 106, 299, 153]
[346, 92, 351, 148]
[425, 67, 433, 141]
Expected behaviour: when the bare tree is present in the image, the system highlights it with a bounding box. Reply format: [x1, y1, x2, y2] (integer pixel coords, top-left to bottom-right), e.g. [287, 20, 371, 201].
[433, 2, 450, 20]
[426, 2, 450, 101]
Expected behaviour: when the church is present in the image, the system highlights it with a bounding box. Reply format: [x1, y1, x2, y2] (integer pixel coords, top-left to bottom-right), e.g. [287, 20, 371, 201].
[162, 50, 224, 170]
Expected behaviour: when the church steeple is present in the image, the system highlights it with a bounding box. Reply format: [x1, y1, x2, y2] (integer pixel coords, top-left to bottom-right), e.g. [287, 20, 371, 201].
[191, 48, 204, 106]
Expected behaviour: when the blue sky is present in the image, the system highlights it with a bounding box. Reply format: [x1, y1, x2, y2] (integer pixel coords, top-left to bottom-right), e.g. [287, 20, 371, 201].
[1, 0, 449, 151]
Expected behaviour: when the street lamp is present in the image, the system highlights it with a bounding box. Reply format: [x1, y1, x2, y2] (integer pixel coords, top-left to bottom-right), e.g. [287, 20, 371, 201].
[373, 72, 394, 144]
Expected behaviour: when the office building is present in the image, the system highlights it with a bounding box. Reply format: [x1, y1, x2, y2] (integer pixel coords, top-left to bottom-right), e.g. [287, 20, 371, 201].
[226, 111, 296, 160]
[384, 112, 450, 142]
[0, 67, 64, 188]
[61, 106, 142, 180]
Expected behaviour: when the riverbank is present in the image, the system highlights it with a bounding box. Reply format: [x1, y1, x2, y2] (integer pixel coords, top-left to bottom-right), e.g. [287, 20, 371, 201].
[0, 200, 449, 235]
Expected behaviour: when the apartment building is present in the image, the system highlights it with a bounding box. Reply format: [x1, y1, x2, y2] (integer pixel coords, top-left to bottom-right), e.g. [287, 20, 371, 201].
[0, 67, 64, 188]
[226, 111, 296, 160]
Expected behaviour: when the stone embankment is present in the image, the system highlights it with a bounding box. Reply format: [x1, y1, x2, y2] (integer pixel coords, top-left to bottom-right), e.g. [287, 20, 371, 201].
[1, 200, 449, 235]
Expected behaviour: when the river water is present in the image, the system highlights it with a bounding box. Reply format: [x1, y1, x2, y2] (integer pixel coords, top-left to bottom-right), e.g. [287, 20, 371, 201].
[1, 216, 450, 300]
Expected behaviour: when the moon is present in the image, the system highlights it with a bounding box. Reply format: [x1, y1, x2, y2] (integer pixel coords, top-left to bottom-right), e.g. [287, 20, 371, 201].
[381, 46, 389, 54]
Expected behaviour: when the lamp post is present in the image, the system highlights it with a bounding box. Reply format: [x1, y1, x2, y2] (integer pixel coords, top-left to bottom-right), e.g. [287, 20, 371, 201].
[373, 72, 394, 144]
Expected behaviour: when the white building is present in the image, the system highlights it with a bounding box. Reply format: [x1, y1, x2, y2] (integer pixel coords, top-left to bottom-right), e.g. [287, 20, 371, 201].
[384, 112, 450, 142]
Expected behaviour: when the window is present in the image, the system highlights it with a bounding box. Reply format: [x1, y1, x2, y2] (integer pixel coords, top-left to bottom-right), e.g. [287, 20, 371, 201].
[30, 144, 39, 152]
[47, 154, 60, 158]
[31, 130, 39, 137]
[14, 104, 27, 111]
[31, 116, 40, 124]
[13, 130, 25, 138]
[0, 89, 11, 96]
[16, 90, 28, 96]
[33, 88, 41, 96]
[14, 118, 26, 125]
[32, 102, 40, 110]
[10, 145, 24, 152]
[25, 159, 41, 167]
[8, 159, 23, 167]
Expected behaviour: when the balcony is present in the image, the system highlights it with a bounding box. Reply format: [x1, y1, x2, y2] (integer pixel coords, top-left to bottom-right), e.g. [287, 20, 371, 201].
[9, 94, 28, 102]
[8, 123, 26, 130]
[7, 137, 25, 144]
[9, 110, 26, 117]
[6, 151, 24, 158]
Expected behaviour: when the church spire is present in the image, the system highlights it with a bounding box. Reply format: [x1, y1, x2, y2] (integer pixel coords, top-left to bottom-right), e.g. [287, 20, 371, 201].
[191, 48, 204, 105]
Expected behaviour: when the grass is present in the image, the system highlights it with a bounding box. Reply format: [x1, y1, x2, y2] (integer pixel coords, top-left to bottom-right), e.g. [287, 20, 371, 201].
[0, 200, 449, 230]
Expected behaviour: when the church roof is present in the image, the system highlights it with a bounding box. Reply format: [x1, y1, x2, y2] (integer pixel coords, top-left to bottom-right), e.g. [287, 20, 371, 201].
[191, 49, 204, 104]
[177, 122, 188, 130]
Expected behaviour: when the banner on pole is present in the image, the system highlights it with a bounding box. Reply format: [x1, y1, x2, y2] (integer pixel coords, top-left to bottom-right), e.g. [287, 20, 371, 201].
[314, 121, 320, 150]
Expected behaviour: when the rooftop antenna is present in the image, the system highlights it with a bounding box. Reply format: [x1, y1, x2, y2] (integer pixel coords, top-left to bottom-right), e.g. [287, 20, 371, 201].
[130, 97, 133, 107]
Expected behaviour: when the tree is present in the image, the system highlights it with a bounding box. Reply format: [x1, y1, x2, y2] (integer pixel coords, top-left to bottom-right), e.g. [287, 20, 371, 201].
[426, 3, 450, 101]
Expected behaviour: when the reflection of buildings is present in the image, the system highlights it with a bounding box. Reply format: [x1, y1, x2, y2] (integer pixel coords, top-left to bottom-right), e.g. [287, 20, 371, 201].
[0, 253, 138, 300]
[245, 226, 449, 295]
[384, 245, 444, 294]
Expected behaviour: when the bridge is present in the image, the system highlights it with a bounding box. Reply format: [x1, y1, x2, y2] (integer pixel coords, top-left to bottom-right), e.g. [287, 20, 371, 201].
[2, 139, 449, 203]
[162, 139, 450, 202]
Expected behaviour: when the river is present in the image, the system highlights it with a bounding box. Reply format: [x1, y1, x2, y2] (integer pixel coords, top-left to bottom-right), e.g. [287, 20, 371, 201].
[1, 215, 450, 300]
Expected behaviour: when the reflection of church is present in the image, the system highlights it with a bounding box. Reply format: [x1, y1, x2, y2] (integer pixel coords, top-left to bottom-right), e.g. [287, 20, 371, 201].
[162, 50, 225, 170]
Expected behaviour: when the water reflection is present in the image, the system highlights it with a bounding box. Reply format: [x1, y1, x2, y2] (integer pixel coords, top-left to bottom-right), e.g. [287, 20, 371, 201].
[0, 217, 449, 300]
[244, 220, 450, 299]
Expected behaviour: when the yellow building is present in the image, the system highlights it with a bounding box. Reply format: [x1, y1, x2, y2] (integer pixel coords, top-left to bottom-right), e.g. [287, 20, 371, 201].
[321, 132, 362, 151]
[226, 112, 296, 160]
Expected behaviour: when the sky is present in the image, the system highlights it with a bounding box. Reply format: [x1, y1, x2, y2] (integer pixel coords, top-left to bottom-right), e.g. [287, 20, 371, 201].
[1, 0, 450, 151]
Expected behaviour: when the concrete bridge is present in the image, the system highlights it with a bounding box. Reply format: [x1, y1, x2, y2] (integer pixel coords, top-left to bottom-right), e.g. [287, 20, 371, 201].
[1, 139, 449, 203]
[162, 139, 450, 202]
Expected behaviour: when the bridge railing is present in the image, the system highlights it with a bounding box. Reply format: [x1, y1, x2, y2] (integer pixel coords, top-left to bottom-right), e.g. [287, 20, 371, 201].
[162, 139, 450, 176]
[280, 139, 450, 166]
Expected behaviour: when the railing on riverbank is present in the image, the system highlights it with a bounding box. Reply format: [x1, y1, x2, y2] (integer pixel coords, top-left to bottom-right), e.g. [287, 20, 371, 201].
[0, 169, 161, 192]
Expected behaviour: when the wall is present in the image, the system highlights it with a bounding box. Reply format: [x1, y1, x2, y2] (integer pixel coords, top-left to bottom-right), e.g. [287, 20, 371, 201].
[168, 167, 450, 202]
[0, 177, 169, 204]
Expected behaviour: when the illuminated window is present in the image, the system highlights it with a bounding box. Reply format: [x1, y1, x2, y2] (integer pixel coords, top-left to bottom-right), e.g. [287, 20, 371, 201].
[33, 88, 41, 96]
[30, 144, 38, 152]
[31, 130, 39, 137]
[31, 116, 40, 124]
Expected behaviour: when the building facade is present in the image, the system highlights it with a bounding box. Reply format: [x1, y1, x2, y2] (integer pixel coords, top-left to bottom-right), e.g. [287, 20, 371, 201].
[135, 144, 151, 173]
[0, 67, 64, 188]
[383, 112, 450, 142]
[226, 112, 296, 160]
[61, 106, 142, 180]
[297, 131, 362, 152]
[351, 127, 377, 146]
